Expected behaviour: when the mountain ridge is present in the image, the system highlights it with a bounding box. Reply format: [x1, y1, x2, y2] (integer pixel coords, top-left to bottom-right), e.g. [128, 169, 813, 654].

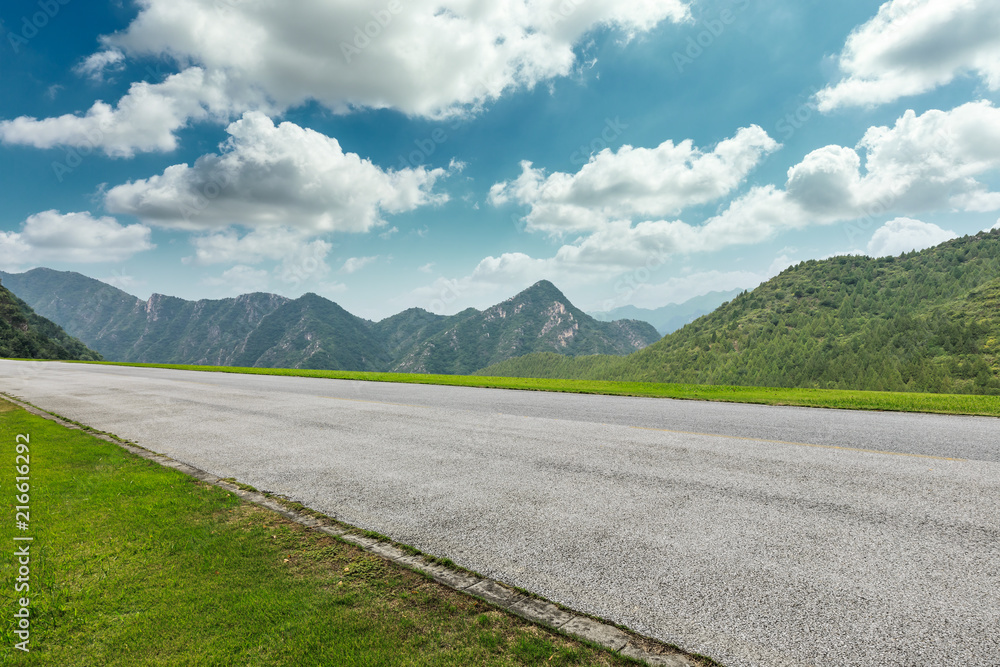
[0, 270, 660, 373]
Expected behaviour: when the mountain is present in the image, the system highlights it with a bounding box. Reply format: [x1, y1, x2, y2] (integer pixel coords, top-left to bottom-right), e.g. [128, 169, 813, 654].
[390, 281, 662, 375]
[232, 293, 391, 371]
[0, 278, 101, 361]
[1, 271, 657, 374]
[480, 230, 1000, 395]
[589, 289, 743, 335]
[0, 268, 289, 365]
[370, 307, 454, 361]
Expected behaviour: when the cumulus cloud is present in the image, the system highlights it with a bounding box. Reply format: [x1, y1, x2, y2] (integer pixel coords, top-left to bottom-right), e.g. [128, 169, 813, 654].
[490, 126, 779, 234]
[817, 0, 1000, 111]
[106, 112, 449, 231]
[186, 227, 325, 265]
[106, 0, 690, 119]
[0, 1, 690, 156]
[433, 101, 1000, 308]
[0, 211, 153, 267]
[0, 68, 248, 157]
[715, 100, 1000, 245]
[74, 49, 126, 81]
[866, 217, 957, 257]
[191, 226, 334, 290]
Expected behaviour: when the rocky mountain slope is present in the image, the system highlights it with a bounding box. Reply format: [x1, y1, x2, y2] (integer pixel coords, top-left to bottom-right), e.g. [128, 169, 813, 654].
[393, 281, 661, 374]
[1, 270, 659, 373]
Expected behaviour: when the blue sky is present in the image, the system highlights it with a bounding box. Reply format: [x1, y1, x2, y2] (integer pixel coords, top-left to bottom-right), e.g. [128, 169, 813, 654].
[1, 0, 999, 320]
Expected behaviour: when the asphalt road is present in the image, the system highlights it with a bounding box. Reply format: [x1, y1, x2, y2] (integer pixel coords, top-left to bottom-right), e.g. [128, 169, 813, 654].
[2, 360, 998, 667]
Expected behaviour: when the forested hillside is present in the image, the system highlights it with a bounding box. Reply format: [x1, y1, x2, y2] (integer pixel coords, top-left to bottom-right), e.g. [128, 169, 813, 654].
[481, 230, 1000, 395]
[0, 280, 102, 361]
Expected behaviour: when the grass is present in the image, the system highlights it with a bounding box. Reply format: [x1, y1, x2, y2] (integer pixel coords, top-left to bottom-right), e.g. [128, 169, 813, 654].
[65, 360, 1000, 418]
[0, 400, 647, 666]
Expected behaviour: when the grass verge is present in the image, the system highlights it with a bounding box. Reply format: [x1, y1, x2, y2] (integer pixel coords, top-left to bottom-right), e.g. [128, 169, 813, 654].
[0, 400, 645, 666]
[67, 360, 1000, 418]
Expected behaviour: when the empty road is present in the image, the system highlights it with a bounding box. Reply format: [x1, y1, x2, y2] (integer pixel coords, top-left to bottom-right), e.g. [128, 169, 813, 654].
[2, 360, 998, 666]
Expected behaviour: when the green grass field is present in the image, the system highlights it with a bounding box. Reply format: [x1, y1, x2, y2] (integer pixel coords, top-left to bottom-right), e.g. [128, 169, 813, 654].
[0, 401, 643, 665]
[70, 360, 1000, 418]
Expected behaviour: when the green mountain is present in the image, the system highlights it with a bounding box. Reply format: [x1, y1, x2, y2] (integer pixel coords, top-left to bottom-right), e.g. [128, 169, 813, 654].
[391, 281, 662, 375]
[480, 230, 1000, 395]
[0, 268, 289, 365]
[370, 307, 453, 361]
[1, 271, 657, 373]
[589, 289, 743, 335]
[233, 293, 391, 371]
[0, 278, 101, 361]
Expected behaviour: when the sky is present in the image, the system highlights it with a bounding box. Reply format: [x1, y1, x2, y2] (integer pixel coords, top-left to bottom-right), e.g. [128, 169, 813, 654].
[1, 0, 999, 320]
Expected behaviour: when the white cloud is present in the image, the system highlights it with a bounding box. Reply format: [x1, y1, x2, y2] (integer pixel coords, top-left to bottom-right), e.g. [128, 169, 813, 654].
[418, 262, 436, 274]
[74, 49, 126, 81]
[0, 1, 690, 157]
[717, 101, 1000, 244]
[490, 126, 779, 234]
[106, 0, 690, 119]
[186, 226, 332, 288]
[99, 272, 145, 294]
[379, 226, 399, 240]
[195, 233, 335, 293]
[0, 68, 246, 157]
[276, 240, 332, 286]
[818, 0, 1000, 111]
[106, 112, 449, 231]
[866, 217, 957, 257]
[448, 101, 1000, 307]
[0, 211, 153, 267]
[204, 265, 271, 295]
[186, 227, 320, 265]
[340, 256, 378, 274]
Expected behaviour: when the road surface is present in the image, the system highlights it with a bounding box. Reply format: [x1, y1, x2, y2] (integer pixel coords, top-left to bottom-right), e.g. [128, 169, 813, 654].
[2, 360, 998, 666]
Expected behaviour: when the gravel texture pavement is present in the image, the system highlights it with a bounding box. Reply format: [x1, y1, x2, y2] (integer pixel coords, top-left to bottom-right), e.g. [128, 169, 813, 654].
[2, 360, 998, 666]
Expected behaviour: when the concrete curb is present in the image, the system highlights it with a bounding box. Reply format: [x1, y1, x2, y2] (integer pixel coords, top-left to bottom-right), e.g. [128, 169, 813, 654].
[3, 393, 703, 667]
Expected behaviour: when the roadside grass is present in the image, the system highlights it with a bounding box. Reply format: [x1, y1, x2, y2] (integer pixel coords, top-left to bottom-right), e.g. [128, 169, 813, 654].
[0, 401, 640, 666]
[67, 360, 1000, 418]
